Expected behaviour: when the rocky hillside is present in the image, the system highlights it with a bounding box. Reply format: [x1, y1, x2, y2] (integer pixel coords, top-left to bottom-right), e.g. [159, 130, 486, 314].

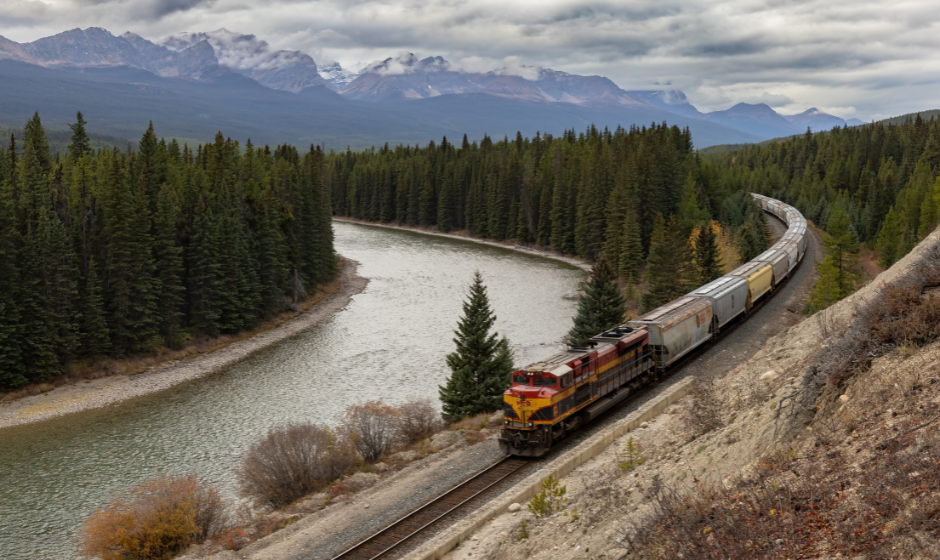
[465, 225, 940, 560]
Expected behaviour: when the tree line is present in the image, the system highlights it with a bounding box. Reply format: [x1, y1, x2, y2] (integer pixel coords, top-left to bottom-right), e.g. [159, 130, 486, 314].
[0, 113, 335, 390]
[326, 123, 771, 312]
[707, 114, 940, 309]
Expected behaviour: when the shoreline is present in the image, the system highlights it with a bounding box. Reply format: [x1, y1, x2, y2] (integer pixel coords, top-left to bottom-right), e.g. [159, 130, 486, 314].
[333, 217, 592, 272]
[0, 258, 369, 431]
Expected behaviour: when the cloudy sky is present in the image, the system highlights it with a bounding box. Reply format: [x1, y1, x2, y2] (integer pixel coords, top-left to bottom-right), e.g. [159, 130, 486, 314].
[2, 0, 940, 119]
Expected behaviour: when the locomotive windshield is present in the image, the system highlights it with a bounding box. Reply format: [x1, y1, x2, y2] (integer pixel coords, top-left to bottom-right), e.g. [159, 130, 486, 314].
[533, 377, 556, 387]
[512, 374, 528, 385]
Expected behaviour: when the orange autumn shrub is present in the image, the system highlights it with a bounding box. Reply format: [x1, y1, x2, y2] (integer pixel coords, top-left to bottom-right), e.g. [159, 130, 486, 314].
[79, 473, 227, 560]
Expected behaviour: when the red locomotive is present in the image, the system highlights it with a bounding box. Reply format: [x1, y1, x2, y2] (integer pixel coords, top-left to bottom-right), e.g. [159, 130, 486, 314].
[498, 193, 808, 457]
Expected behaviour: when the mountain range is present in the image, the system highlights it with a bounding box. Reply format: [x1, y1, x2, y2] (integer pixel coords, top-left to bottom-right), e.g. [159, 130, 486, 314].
[0, 27, 864, 149]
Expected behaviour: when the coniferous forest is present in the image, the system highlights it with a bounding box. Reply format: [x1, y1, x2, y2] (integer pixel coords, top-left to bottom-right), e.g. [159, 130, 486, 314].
[326, 123, 772, 303]
[0, 113, 335, 390]
[326, 116, 940, 313]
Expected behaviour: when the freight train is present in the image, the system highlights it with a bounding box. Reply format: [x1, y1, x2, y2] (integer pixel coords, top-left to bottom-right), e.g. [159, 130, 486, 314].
[498, 194, 807, 457]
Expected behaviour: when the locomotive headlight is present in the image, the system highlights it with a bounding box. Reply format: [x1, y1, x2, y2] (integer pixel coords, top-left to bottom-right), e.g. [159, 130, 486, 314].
[528, 422, 534, 427]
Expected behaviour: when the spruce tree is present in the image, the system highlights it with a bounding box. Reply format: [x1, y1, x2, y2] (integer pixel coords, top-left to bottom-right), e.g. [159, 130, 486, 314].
[876, 206, 902, 269]
[68, 111, 91, 161]
[643, 215, 698, 312]
[618, 208, 643, 283]
[567, 258, 625, 346]
[81, 255, 111, 356]
[693, 223, 724, 284]
[440, 272, 513, 420]
[823, 205, 860, 296]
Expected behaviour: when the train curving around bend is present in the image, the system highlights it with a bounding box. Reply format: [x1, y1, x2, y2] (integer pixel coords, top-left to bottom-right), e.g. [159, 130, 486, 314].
[498, 194, 807, 457]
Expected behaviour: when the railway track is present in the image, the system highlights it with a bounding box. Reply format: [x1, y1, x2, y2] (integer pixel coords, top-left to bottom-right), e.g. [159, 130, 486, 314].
[330, 457, 532, 560]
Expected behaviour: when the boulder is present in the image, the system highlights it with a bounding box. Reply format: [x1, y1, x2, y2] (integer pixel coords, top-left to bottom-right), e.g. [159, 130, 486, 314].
[431, 431, 459, 449]
[839, 394, 850, 403]
[760, 370, 778, 381]
[296, 493, 328, 510]
[508, 503, 522, 512]
[346, 472, 380, 492]
[389, 450, 421, 463]
[490, 410, 504, 423]
[372, 462, 389, 472]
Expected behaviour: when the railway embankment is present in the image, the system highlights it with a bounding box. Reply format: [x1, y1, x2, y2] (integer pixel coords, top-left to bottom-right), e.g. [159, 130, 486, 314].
[430, 225, 940, 560]
[0, 258, 368, 431]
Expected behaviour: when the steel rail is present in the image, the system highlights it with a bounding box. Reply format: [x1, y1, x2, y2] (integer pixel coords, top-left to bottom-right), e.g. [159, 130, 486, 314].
[330, 456, 531, 560]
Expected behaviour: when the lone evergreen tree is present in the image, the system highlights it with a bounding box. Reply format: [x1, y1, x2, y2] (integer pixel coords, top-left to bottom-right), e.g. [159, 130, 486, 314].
[440, 272, 513, 421]
[567, 258, 625, 346]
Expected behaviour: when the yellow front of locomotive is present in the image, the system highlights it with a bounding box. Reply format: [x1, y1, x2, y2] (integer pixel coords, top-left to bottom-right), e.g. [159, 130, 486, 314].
[498, 367, 570, 457]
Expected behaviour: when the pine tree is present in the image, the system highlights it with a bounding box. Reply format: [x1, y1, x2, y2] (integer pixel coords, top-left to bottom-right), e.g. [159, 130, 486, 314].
[806, 257, 843, 312]
[618, 208, 643, 282]
[643, 215, 698, 312]
[567, 258, 625, 346]
[876, 206, 902, 269]
[693, 222, 724, 284]
[68, 111, 91, 161]
[81, 255, 111, 356]
[152, 186, 185, 346]
[823, 205, 860, 296]
[440, 272, 514, 420]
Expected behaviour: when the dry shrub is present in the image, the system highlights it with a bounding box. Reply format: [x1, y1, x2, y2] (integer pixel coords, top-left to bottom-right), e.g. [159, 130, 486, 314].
[625, 430, 940, 558]
[681, 377, 723, 438]
[341, 400, 400, 462]
[236, 422, 356, 509]
[79, 473, 226, 560]
[449, 412, 494, 431]
[395, 397, 444, 445]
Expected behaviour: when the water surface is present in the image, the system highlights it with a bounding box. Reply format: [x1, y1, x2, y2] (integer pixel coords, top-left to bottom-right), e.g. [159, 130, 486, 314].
[0, 221, 584, 559]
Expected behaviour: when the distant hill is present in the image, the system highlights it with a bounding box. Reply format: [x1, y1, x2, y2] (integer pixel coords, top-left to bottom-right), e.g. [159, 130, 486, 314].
[784, 107, 847, 131]
[698, 109, 940, 155]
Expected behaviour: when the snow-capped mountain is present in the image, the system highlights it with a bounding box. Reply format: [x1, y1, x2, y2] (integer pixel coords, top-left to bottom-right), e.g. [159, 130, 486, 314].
[159, 29, 325, 92]
[318, 61, 359, 90]
[340, 53, 652, 108]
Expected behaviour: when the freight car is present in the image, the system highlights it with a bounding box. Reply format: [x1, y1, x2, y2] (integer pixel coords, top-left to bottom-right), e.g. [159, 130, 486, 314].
[499, 194, 808, 457]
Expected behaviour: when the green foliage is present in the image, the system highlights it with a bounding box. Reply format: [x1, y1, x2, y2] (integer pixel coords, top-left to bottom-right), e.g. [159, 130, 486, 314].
[439, 272, 514, 420]
[693, 223, 724, 284]
[618, 436, 646, 472]
[517, 518, 529, 540]
[527, 475, 568, 518]
[567, 258, 625, 347]
[876, 206, 902, 269]
[806, 206, 862, 313]
[643, 215, 699, 312]
[0, 114, 336, 389]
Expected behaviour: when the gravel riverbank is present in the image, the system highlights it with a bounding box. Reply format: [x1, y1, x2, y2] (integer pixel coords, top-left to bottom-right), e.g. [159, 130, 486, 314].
[332, 217, 592, 272]
[0, 258, 369, 431]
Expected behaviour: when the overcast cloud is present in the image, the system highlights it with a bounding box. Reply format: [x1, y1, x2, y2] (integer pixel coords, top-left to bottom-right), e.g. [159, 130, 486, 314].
[2, 0, 940, 119]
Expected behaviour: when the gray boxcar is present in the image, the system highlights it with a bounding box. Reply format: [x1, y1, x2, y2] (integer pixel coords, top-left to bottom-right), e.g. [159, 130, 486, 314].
[778, 239, 800, 272]
[753, 248, 789, 286]
[686, 276, 748, 331]
[626, 296, 713, 370]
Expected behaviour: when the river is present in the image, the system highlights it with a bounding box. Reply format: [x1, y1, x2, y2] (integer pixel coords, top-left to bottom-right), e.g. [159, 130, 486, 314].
[0, 221, 584, 560]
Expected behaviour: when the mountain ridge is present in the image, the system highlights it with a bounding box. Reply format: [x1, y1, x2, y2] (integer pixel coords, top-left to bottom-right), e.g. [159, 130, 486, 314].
[0, 26, 859, 149]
